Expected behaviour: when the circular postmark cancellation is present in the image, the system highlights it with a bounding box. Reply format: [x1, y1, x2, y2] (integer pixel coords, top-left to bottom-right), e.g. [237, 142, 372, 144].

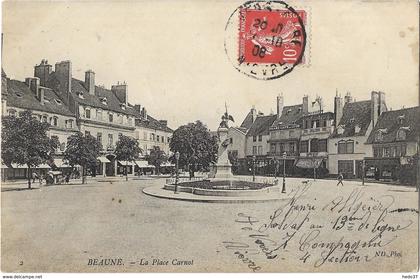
[224, 0, 307, 80]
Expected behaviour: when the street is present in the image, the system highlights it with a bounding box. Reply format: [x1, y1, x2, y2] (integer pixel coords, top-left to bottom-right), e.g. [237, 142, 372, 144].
[1, 177, 418, 272]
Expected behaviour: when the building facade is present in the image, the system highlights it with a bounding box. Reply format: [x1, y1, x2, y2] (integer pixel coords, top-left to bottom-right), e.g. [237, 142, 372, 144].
[365, 106, 420, 185]
[1, 59, 173, 179]
[328, 91, 386, 178]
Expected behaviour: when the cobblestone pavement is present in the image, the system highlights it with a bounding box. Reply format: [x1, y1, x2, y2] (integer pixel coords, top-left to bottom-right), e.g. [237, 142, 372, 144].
[1, 177, 418, 272]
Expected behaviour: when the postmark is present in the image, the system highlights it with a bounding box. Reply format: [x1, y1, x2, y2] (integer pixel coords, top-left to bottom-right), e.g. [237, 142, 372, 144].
[224, 0, 307, 80]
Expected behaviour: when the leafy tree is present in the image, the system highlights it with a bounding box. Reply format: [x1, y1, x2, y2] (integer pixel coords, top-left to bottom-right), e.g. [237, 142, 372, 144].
[1, 110, 58, 189]
[114, 134, 142, 181]
[169, 120, 218, 177]
[64, 132, 101, 184]
[147, 146, 167, 175]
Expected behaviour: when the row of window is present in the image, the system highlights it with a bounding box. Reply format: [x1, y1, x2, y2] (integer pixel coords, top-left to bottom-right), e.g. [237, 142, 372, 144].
[252, 146, 263, 155]
[270, 142, 296, 154]
[375, 128, 408, 142]
[82, 107, 133, 126]
[338, 140, 355, 154]
[252, 135, 263, 142]
[300, 139, 328, 153]
[8, 109, 76, 130]
[135, 131, 171, 143]
[373, 144, 407, 158]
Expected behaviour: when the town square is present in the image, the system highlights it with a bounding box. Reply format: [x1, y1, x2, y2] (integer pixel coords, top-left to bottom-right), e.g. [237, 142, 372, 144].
[1, 0, 419, 275]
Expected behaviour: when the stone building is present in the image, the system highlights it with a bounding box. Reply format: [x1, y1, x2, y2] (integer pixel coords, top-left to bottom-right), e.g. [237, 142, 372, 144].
[1, 59, 173, 179]
[328, 91, 387, 178]
[365, 106, 420, 185]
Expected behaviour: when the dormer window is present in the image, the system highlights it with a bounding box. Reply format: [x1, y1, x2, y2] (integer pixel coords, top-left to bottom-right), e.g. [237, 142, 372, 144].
[396, 127, 410, 141]
[15, 92, 23, 98]
[375, 129, 387, 142]
[397, 115, 405, 124]
[77, 92, 84, 99]
[120, 103, 126, 110]
[337, 125, 344, 135]
[349, 118, 355, 124]
[100, 97, 107, 105]
[354, 124, 361, 134]
[44, 98, 50, 103]
[55, 99, 62, 105]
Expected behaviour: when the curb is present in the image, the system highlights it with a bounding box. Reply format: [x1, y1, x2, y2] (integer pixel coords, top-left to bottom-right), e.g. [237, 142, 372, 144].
[141, 186, 286, 204]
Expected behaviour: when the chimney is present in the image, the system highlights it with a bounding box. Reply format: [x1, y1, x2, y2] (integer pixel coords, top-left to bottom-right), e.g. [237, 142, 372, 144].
[276, 94, 284, 119]
[302, 95, 309, 114]
[371, 91, 379, 127]
[134, 104, 142, 114]
[34, 59, 52, 87]
[85, 70, 95, 95]
[55, 60, 72, 104]
[159, 120, 168, 127]
[344, 92, 352, 104]
[38, 88, 45, 105]
[378, 91, 387, 115]
[251, 106, 257, 123]
[334, 92, 343, 126]
[111, 82, 128, 105]
[29, 77, 40, 95]
[141, 107, 148, 120]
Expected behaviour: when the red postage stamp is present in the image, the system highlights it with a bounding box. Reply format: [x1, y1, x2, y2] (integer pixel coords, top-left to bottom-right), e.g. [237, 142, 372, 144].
[238, 8, 306, 64]
[224, 1, 307, 80]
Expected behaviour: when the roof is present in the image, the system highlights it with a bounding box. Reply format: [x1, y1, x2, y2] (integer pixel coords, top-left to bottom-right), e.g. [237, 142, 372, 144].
[271, 104, 303, 129]
[135, 114, 173, 133]
[246, 114, 277, 136]
[48, 71, 172, 133]
[366, 106, 420, 144]
[331, 100, 372, 138]
[5, 78, 74, 117]
[240, 111, 254, 129]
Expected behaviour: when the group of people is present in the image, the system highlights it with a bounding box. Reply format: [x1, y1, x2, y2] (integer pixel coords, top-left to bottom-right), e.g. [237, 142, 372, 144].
[32, 171, 73, 185]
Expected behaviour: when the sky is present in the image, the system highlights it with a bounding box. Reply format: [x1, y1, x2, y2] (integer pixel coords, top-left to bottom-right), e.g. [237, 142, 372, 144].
[2, 0, 419, 131]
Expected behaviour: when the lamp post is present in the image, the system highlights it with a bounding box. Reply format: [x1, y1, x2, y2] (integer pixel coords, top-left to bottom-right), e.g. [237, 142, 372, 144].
[174, 151, 180, 194]
[252, 155, 256, 182]
[282, 151, 286, 193]
[362, 159, 365, 186]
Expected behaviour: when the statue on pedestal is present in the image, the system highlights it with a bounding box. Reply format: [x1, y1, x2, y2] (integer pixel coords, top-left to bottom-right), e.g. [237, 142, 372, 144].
[213, 103, 235, 179]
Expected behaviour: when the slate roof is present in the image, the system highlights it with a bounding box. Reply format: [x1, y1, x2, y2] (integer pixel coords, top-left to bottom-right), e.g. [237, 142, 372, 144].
[271, 104, 303, 129]
[246, 114, 277, 136]
[330, 100, 372, 138]
[135, 114, 173, 133]
[240, 111, 254, 129]
[5, 78, 74, 117]
[48, 72, 172, 133]
[366, 106, 420, 144]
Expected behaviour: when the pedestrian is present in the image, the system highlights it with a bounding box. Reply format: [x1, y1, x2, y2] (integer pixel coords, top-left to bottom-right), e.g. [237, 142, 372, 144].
[65, 173, 70, 184]
[32, 172, 38, 183]
[39, 174, 44, 186]
[337, 172, 344, 186]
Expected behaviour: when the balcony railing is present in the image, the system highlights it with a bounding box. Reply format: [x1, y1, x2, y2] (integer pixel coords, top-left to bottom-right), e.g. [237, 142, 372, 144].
[302, 126, 333, 135]
[268, 151, 298, 157]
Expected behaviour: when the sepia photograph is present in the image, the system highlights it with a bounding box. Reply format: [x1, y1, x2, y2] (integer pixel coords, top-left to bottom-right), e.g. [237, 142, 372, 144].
[0, 0, 419, 276]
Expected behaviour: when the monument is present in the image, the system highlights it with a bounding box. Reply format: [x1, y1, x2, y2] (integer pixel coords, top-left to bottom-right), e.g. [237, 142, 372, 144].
[213, 104, 234, 179]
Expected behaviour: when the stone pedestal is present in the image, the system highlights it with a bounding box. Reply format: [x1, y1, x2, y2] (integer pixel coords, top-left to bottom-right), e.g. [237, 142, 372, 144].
[214, 126, 233, 179]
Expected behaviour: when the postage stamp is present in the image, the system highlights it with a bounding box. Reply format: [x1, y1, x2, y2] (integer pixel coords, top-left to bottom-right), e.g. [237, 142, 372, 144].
[225, 0, 307, 80]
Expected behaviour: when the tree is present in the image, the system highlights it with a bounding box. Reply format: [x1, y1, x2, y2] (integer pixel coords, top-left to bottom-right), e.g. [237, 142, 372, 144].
[147, 146, 167, 175]
[114, 134, 142, 181]
[64, 132, 101, 184]
[1, 110, 58, 189]
[169, 120, 218, 177]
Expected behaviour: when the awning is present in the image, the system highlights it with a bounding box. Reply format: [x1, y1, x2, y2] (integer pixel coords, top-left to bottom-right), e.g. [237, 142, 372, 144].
[134, 160, 155, 168]
[161, 162, 175, 167]
[295, 158, 323, 169]
[118, 160, 136, 165]
[98, 156, 110, 163]
[9, 163, 51, 169]
[53, 158, 71, 168]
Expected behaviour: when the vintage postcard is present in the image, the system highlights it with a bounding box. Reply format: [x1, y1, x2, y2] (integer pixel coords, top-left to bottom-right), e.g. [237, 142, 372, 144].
[1, 0, 419, 275]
